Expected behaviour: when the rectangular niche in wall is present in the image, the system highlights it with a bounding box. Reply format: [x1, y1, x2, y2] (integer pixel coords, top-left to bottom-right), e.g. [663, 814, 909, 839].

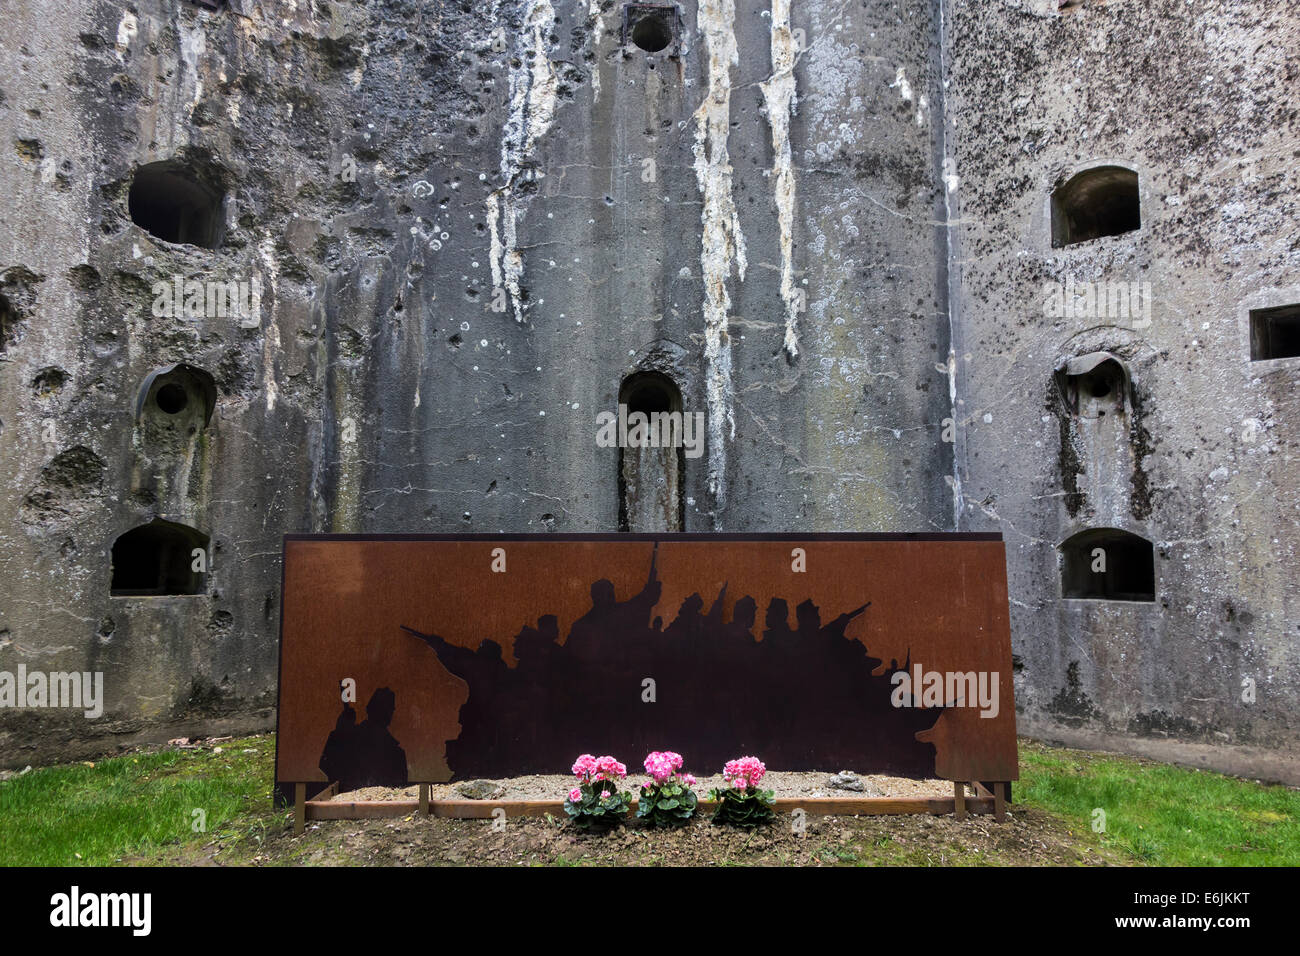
[1249, 303, 1300, 361]
[1061, 529, 1155, 602]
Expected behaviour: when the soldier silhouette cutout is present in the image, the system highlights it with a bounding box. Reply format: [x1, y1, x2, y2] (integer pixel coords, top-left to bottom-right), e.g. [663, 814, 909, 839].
[318, 687, 408, 792]
[397, 546, 944, 779]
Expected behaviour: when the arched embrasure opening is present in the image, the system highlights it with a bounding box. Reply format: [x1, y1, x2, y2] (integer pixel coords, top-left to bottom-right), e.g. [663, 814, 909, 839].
[136, 364, 217, 426]
[1060, 527, 1155, 602]
[1051, 166, 1140, 247]
[1055, 352, 1130, 419]
[110, 519, 210, 596]
[618, 371, 685, 532]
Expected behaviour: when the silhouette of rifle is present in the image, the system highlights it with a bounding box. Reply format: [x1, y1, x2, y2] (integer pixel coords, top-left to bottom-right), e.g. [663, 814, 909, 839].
[401, 624, 480, 675]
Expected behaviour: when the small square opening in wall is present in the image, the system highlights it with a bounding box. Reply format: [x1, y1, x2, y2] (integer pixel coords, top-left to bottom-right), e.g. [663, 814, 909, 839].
[1061, 529, 1155, 602]
[1249, 303, 1300, 361]
[623, 4, 680, 54]
[1051, 166, 1140, 248]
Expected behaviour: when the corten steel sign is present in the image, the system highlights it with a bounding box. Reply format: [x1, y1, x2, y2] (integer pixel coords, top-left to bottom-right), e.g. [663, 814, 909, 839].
[274, 533, 1018, 792]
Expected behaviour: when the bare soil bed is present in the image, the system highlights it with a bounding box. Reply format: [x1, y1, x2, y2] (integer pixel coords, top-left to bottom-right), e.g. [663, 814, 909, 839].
[331, 771, 952, 803]
[195, 803, 1121, 867]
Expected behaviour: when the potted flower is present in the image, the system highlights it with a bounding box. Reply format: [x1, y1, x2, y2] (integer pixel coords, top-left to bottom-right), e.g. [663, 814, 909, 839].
[563, 754, 633, 832]
[636, 751, 699, 827]
[710, 756, 775, 828]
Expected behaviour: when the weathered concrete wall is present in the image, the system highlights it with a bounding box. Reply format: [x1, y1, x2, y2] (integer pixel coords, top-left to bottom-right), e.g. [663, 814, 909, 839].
[0, 0, 950, 764]
[945, 0, 1300, 782]
[3, 0, 1294, 782]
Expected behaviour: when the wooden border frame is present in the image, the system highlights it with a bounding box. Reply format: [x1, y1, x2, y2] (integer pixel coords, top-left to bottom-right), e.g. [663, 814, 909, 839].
[292, 782, 1011, 833]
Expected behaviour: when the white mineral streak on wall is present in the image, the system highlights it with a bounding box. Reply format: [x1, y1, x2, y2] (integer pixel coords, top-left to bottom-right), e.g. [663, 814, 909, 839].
[694, 0, 746, 512]
[258, 236, 280, 412]
[115, 12, 137, 61]
[588, 0, 604, 102]
[890, 66, 912, 102]
[760, 0, 799, 358]
[178, 21, 207, 111]
[945, 347, 962, 523]
[487, 0, 559, 323]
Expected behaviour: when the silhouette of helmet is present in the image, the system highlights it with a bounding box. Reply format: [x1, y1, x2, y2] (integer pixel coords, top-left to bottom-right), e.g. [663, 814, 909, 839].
[733, 595, 757, 629]
[366, 687, 397, 727]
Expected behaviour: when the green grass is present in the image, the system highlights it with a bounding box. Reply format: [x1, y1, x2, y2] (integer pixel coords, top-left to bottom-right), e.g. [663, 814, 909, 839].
[0, 735, 281, 866]
[0, 735, 1295, 866]
[1016, 739, 1300, 866]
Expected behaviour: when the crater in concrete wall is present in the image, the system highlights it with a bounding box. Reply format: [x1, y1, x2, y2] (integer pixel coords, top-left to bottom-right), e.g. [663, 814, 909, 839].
[20, 446, 107, 527]
[0, 267, 41, 353]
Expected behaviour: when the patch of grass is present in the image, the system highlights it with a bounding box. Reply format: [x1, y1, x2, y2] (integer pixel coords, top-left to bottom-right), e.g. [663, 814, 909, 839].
[2, 735, 1295, 867]
[1015, 739, 1300, 866]
[0, 735, 282, 866]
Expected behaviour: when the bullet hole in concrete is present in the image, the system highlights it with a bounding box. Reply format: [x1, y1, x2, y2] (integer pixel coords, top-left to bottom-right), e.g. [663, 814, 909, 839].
[618, 370, 685, 532]
[96, 617, 116, 643]
[128, 161, 225, 249]
[68, 264, 101, 292]
[1050, 165, 1140, 247]
[1061, 528, 1155, 602]
[448, 332, 463, 349]
[31, 366, 68, 397]
[1248, 303, 1300, 361]
[110, 519, 209, 596]
[0, 293, 19, 352]
[185, 0, 225, 9]
[623, 4, 679, 54]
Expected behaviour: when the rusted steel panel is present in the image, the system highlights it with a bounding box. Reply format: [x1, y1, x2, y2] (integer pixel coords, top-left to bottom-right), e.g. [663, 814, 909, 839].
[275, 533, 1017, 788]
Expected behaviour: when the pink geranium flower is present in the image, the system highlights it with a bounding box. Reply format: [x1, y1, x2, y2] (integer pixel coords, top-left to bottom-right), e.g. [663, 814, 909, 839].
[723, 756, 767, 790]
[572, 754, 598, 781]
[643, 751, 694, 788]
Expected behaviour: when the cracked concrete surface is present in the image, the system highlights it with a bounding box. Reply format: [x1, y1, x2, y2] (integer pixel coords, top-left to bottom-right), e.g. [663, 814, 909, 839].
[0, 0, 1296, 782]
